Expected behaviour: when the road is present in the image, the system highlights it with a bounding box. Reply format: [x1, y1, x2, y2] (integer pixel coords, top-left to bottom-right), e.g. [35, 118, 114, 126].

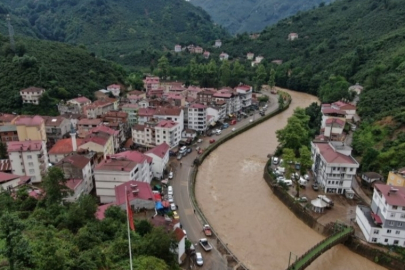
[170, 92, 280, 269]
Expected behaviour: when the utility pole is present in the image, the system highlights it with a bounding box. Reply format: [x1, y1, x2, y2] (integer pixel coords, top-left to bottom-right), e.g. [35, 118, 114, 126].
[7, 14, 16, 53]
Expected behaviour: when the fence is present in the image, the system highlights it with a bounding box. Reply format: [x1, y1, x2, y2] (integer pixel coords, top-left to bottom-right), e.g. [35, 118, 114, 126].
[188, 92, 292, 270]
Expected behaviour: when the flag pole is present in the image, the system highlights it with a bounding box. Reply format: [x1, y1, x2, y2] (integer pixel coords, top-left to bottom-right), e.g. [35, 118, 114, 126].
[126, 186, 134, 270]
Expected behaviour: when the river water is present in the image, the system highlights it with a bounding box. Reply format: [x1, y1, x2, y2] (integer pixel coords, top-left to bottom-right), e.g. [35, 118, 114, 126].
[195, 89, 385, 270]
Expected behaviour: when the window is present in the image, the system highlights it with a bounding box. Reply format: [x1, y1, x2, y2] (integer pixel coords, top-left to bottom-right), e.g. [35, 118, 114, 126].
[371, 238, 377, 243]
[396, 231, 400, 235]
[384, 239, 389, 243]
[31, 176, 36, 181]
[383, 207, 387, 213]
[391, 213, 396, 218]
[401, 214, 405, 219]
[399, 222, 403, 227]
[394, 240, 399, 245]
[27, 155, 32, 159]
[332, 167, 336, 170]
[350, 168, 353, 172]
[373, 230, 379, 234]
[28, 162, 34, 167]
[29, 169, 35, 174]
[402, 207, 405, 211]
[389, 221, 394, 226]
[393, 206, 398, 210]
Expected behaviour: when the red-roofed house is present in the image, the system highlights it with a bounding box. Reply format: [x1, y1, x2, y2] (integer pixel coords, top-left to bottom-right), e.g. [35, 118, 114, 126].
[219, 52, 229, 61]
[321, 104, 347, 128]
[174, 44, 182, 53]
[145, 143, 170, 179]
[154, 106, 184, 132]
[80, 132, 114, 159]
[144, 76, 160, 91]
[48, 137, 85, 163]
[323, 118, 346, 140]
[173, 226, 186, 264]
[58, 96, 92, 114]
[107, 84, 121, 97]
[138, 108, 156, 125]
[0, 172, 30, 190]
[115, 180, 155, 210]
[95, 203, 114, 220]
[155, 120, 181, 148]
[83, 98, 117, 119]
[7, 140, 48, 183]
[194, 46, 203, 54]
[311, 141, 359, 195]
[356, 184, 405, 247]
[20, 87, 45, 105]
[111, 151, 152, 183]
[331, 101, 357, 120]
[203, 51, 210, 59]
[89, 125, 120, 152]
[235, 84, 253, 108]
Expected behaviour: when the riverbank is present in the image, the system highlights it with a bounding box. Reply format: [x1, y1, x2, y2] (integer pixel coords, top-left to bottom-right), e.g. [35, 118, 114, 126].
[263, 149, 403, 270]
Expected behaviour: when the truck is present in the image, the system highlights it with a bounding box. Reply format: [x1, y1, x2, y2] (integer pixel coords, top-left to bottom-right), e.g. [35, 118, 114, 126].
[203, 224, 212, 236]
[199, 238, 212, 251]
[318, 195, 334, 208]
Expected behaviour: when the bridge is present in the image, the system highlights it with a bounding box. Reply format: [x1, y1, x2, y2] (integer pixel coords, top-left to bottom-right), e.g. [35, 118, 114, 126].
[286, 225, 354, 270]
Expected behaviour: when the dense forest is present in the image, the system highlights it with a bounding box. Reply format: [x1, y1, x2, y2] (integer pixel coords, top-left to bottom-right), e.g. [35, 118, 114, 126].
[0, 0, 228, 64]
[191, 0, 333, 34]
[0, 167, 178, 270]
[0, 33, 126, 115]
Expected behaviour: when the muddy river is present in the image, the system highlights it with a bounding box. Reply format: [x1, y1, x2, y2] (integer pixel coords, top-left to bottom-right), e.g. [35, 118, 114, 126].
[195, 89, 385, 270]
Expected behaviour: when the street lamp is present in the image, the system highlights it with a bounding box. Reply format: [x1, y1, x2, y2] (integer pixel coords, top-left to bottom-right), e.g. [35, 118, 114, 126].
[287, 251, 298, 268]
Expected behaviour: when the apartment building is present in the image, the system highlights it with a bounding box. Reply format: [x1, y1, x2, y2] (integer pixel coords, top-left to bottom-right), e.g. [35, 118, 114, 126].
[20, 87, 45, 105]
[15, 116, 46, 141]
[188, 103, 207, 132]
[235, 84, 253, 109]
[42, 116, 71, 144]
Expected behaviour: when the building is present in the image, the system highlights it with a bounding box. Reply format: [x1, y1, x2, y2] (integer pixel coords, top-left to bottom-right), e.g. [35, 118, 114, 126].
[331, 101, 357, 120]
[127, 90, 146, 104]
[356, 184, 405, 247]
[0, 125, 18, 143]
[94, 89, 110, 100]
[362, 172, 384, 185]
[311, 141, 359, 194]
[387, 169, 405, 187]
[213, 88, 240, 115]
[58, 97, 91, 115]
[247, 52, 254, 60]
[155, 120, 181, 148]
[132, 124, 155, 147]
[197, 89, 216, 105]
[107, 84, 121, 97]
[56, 154, 93, 202]
[214, 39, 222, 48]
[0, 113, 19, 126]
[137, 108, 156, 125]
[115, 180, 155, 210]
[349, 83, 364, 95]
[207, 103, 226, 122]
[174, 44, 182, 53]
[219, 52, 229, 61]
[194, 46, 203, 54]
[94, 152, 152, 203]
[15, 116, 46, 141]
[323, 118, 345, 141]
[154, 106, 184, 132]
[163, 93, 185, 107]
[20, 87, 45, 105]
[83, 98, 117, 119]
[7, 140, 48, 183]
[321, 104, 347, 128]
[0, 172, 30, 190]
[89, 125, 120, 153]
[174, 226, 186, 264]
[145, 143, 170, 179]
[188, 103, 207, 132]
[48, 127, 84, 163]
[81, 132, 114, 159]
[144, 76, 160, 91]
[288, 33, 298, 41]
[235, 85, 253, 109]
[77, 118, 103, 134]
[42, 116, 71, 144]
[203, 51, 210, 59]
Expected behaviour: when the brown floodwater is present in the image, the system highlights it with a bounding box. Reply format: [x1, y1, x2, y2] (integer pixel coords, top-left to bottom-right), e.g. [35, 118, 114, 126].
[195, 89, 385, 270]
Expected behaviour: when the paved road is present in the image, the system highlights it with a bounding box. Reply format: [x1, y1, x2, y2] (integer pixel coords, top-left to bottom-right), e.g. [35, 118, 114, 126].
[171, 92, 279, 269]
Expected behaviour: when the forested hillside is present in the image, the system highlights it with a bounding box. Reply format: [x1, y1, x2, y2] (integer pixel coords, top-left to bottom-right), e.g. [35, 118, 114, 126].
[0, 33, 126, 115]
[0, 0, 228, 63]
[215, 0, 405, 174]
[191, 0, 333, 34]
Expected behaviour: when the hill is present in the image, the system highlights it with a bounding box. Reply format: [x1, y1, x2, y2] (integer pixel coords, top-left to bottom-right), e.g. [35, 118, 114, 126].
[0, 33, 126, 115]
[0, 0, 228, 63]
[190, 0, 333, 34]
[214, 0, 405, 174]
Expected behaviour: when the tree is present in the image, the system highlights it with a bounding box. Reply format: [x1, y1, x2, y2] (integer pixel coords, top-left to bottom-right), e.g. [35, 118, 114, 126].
[219, 60, 231, 86]
[133, 256, 169, 270]
[0, 212, 32, 270]
[268, 68, 276, 89]
[276, 116, 309, 152]
[127, 73, 144, 90]
[278, 95, 285, 109]
[42, 167, 71, 206]
[158, 56, 170, 79]
[255, 64, 267, 91]
[299, 146, 313, 175]
[282, 148, 296, 179]
[189, 58, 200, 81]
[135, 220, 153, 237]
[231, 60, 245, 86]
[318, 75, 351, 103]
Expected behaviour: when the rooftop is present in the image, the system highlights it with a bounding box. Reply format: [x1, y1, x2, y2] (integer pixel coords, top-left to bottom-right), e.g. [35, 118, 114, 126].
[42, 116, 67, 127]
[325, 118, 345, 126]
[0, 125, 17, 132]
[314, 142, 358, 165]
[127, 90, 145, 96]
[15, 115, 44, 126]
[20, 87, 45, 93]
[0, 172, 26, 184]
[89, 125, 119, 136]
[375, 184, 405, 207]
[189, 103, 207, 109]
[95, 158, 138, 172]
[49, 138, 84, 154]
[78, 118, 103, 126]
[146, 142, 170, 159]
[7, 140, 43, 152]
[138, 108, 156, 117]
[0, 113, 18, 124]
[235, 85, 252, 91]
[95, 203, 115, 220]
[115, 180, 155, 206]
[154, 106, 182, 116]
[133, 124, 145, 131]
[332, 101, 357, 110]
[69, 96, 91, 104]
[65, 178, 83, 190]
[111, 150, 152, 164]
[82, 134, 109, 147]
[156, 120, 178, 129]
[57, 154, 90, 169]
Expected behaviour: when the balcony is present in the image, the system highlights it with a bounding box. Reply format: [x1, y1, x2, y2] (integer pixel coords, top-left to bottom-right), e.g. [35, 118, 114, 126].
[38, 154, 44, 163]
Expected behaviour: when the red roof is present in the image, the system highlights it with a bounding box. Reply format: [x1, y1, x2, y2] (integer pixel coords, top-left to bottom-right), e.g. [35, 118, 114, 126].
[236, 85, 252, 91]
[321, 108, 346, 115]
[95, 203, 115, 220]
[133, 124, 145, 131]
[57, 154, 90, 169]
[325, 118, 345, 126]
[65, 179, 83, 190]
[0, 113, 18, 124]
[49, 138, 85, 154]
[89, 125, 119, 136]
[115, 180, 155, 206]
[0, 172, 24, 183]
[371, 212, 382, 224]
[213, 91, 232, 98]
[78, 118, 103, 126]
[156, 120, 178, 129]
[190, 103, 207, 109]
[154, 106, 182, 116]
[332, 101, 356, 110]
[71, 97, 91, 104]
[82, 135, 109, 147]
[375, 184, 405, 207]
[107, 84, 121, 89]
[314, 142, 358, 165]
[7, 140, 43, 152]
[146, 142, 170, 159]
[20, 87, 45, 93]
[95, 158, 138, 172]
[138, 108, 156, 117]
[15, 115, 44, 126]
[174, 227, 186, 241]
[111, 150, 152, 164]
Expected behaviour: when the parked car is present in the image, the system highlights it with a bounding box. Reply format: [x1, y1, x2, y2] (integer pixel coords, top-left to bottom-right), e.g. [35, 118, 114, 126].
[172, 211, 179, 220]
[170, 203, 176, 211]
[312, 183, 319, 191]
[179, 146, 187, 154]
[304, 174, 309, 180]
[197, 139, 202, 143]
[209, 139, 216, 144]
[177, 154, 182, 160]
[297, 196, 308, 203]
[273, 157, 279, 165]
[195, 252, 204, 266]
[231, 127, 236, 132]
[168, 195, 174, 203]
[187, 148, 192, 153]
[168, 186, 173, 195]
[168, 172, 174, 179]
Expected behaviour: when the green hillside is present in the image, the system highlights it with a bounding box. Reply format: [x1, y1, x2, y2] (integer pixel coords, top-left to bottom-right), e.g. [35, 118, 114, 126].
[0, 33, 126, 115]
[191, 0, 333, 34]
[0, 0, 228, 63]
[216, 0, 405, 174]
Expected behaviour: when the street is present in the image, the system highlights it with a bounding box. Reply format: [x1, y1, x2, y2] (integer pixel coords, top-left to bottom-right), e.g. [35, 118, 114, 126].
[170, 92, 280, 269]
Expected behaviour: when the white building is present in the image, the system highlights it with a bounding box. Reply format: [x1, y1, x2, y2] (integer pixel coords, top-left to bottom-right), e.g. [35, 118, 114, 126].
[155, 120, 181, 148]
[20, 87, 45, 105]
[145, 142, 170, 179]
[213, 89, 241, 115]
[94, 152, 152, 203]
[154, 106, 184, 133]
[174, 44, 182, 53]
[321, 104, 347, 128]
[0, 172, 31, 191]
[219, 52, 229, 61]
[331, 101, 357, 120]
[107, 84, 121, 97]
[188, 103, 207, 132]
[7, 140, 48, 183]
[311, 141, 359, 194]
[235, 85, 253, 109]
[357, 184, 405, 247]
[137, 108, 156, 125]
[56, 154, 93, 202]
[214, 39, 222, 48]
[288, 33, 298, 41]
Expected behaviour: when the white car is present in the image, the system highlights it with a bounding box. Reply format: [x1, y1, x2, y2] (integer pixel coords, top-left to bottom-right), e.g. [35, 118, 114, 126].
[197, 139, 202, 143]
[168, 171, 174, 179]
[183, 229, 187, 238]
[231, 127, 236, 132]
[170, 203, 176, 211]
[304, 174, 309, 180]
[195, 252, 204, 266]
[249, 119, 253, 122]
[273, 157, 279, 165]
[168, 195, 174, 203]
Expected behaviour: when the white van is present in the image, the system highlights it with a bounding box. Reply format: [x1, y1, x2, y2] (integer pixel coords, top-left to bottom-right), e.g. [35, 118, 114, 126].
[318, 195, 334, 207]
[168, 186, 173, 196]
